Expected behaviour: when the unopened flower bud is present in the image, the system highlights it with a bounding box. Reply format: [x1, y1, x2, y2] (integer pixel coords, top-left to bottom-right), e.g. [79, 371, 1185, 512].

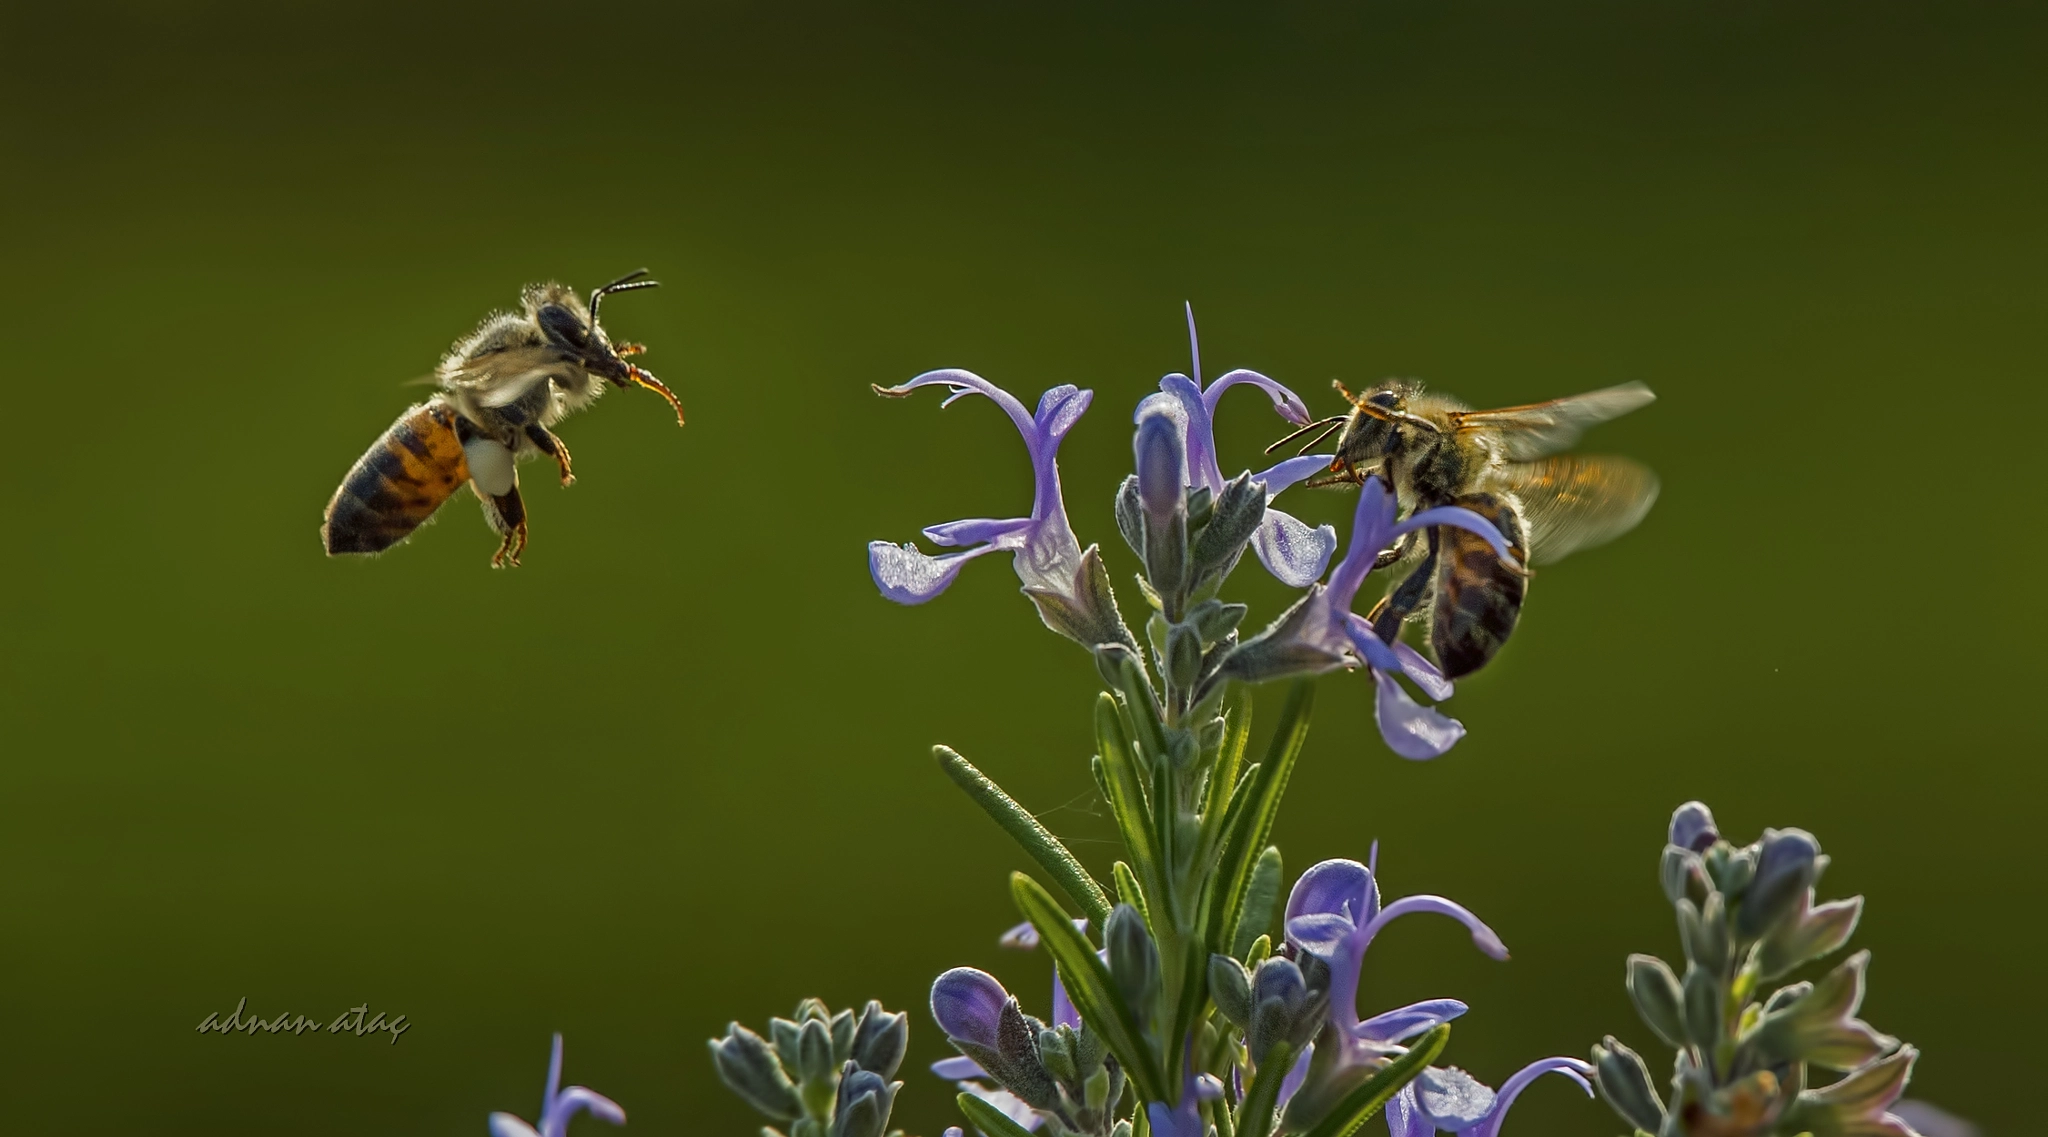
[1738, 828, 1822, 940]
[709, 1023, 803, 1121]
[1592, 1036, 1666, 1134]
[849, 1001, 907, 1081]
[1669, 801, 1719, 853]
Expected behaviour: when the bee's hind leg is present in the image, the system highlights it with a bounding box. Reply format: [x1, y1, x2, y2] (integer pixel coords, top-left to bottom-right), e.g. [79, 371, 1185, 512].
[525, 424, 575, 487]
[475, 482, 529, 569]
[1367, 526, 1441, 643]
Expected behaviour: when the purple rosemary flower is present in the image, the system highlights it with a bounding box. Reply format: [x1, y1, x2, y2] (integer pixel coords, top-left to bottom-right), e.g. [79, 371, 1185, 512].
[488, 1034, 625, 1137]
[1275, 849, 1589, 1133]
[1140, 305, 1336, 587]
[1226, 475, 1519, 758]
[869, 371, 1131, 649]
[1383, 1058, 1595, 1137]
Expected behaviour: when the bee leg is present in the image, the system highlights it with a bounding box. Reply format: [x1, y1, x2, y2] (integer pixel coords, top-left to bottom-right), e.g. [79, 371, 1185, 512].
[476, 482, 529, 569]
[1367, 526, 1441, 643]
[1372, 528, 1419, 570]
[525, 424, 575, 487]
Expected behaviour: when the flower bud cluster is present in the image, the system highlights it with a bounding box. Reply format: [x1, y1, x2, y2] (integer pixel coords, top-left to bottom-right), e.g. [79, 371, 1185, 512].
[930, 961, 1127, 1137]
[711, 998, 908, 1137]
[1592, 802, 1926, 1137]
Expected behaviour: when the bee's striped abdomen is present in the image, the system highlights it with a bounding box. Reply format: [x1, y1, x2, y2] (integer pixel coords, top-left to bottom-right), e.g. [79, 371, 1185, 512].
[1431, 493, 1529, 679]
[322, 401, 472, 555]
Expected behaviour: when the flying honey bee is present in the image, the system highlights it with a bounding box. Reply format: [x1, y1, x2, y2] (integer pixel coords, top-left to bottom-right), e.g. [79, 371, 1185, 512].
[1268, 378, 1658, 677]
[321, 270, 684, 567]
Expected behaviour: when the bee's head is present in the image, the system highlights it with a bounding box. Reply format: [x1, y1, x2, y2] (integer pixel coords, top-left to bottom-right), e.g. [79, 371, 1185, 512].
[1331, 383, 1420, 467]
[535, 269, 659, 381]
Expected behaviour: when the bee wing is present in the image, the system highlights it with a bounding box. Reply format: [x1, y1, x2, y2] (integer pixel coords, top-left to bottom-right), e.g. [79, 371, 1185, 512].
[1450, 382, 1655, 460]
[1501, 454, 1659, 564]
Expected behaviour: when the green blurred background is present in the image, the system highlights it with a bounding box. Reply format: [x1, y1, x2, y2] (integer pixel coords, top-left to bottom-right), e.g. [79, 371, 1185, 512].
[1, 2, 2040, 1133]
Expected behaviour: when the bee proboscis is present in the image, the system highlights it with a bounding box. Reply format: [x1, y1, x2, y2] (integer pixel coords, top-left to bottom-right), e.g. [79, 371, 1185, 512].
[1268, 378, 1659, 677]
[321, 269, 684, 567]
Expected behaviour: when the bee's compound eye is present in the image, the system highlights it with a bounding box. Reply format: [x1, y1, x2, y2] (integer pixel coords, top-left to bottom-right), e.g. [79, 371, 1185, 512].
[1369, 389, 1400, 409]
[536, 303, 590, 350]
[463, 438, 516, 496]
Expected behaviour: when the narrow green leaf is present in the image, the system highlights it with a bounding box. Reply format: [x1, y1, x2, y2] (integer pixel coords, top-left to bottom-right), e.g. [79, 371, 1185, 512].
[1294, 1024, 1450, 1137]
[1151, 751, 1177, 926]
[1203, 686, 1254, 820]
[1114, 861, 1150, 927]
[1095, 694, 1166, 907]
[1010, 872, 1168, 1103]
[1208, 681, 1314, 951]
[1235, 1039, 1294, 1137]
[957, 1092, 1039, 1137]
[938, 746, 1113, 926]
[1231, 846, 1284, 959]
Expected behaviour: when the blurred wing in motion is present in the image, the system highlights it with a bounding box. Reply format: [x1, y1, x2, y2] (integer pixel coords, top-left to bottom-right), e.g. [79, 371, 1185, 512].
[1503, 454, 1659, 564]
[1451, 381, 1656, 460]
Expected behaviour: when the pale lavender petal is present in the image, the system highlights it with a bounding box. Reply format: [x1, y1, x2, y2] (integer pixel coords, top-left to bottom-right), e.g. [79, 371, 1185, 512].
[1197, 1074, 1226, 1101]
[1394, 506, 1520, 567]
[958, 1083, 1044, 1133]
[1277, 1044, 1314, 1110]
[545, 1087, 626, 1136]
[878, 369, 1036, 440]
[489, 1114, 543, 1137]
[998, 921, 1039, 949]
[1467, 1058, 1593, 1137]
[1383, 1085, 1435, 1137]
[1373, 670, 1467, 760]
[1148, 1063, 1206, 1137]
[1285, 858, 1377, 928]
[1205, 367, 1315, 427]
[1343, 613, 1406, 674]
[1051, 968, 1080, 1030]
[1328, 477, 1400, 606]
[925, 517, 1034, 548]
[931, 968, 1011, 1048]
[1154, 373, 1220, 494]
[1355, 999, 1469, 1044]
[946, 1129, 966, 1137]
[931, 1055, 986, 1080]
[1253, 510, 1338, 587]
[1416, 1066, 1496, 1132]
[1360, 895, 1509, 961]
[1252, 454, 1336, 497]
[870, 541, 1001, 605]
[1890, 1101, 1979, 1137]
[1392, 642, 1454, 702]
[544, 1034, 564, 1118]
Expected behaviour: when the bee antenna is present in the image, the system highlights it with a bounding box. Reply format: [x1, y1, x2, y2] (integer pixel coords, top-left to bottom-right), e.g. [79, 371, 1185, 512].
[587, 268, 659, 327]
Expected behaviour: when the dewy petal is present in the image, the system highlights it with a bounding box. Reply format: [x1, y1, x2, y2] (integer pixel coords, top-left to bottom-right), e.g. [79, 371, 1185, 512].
[545, 1087, 626, 1137]
[930, 1055, 987, 1080]
[869, 541, 1002, 605]
[1467, 1058, 1593, 1137]
[1205, 367, 1314, 427]
[1373, 670, 1467, 760]
[931, 968, 1011, 1048]
[1253, 509, 1338, 588]
[1416, 1066, 1497, 1132]
[1359, 895, 1510, 961]
[1355, 999, 1470, 1045]
[1384, 1085, 1436, 1137]
[489, 1114, 544, 1137]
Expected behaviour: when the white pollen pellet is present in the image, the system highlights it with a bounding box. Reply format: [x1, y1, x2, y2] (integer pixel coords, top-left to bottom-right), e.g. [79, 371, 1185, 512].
[463, 438, 516, 497]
